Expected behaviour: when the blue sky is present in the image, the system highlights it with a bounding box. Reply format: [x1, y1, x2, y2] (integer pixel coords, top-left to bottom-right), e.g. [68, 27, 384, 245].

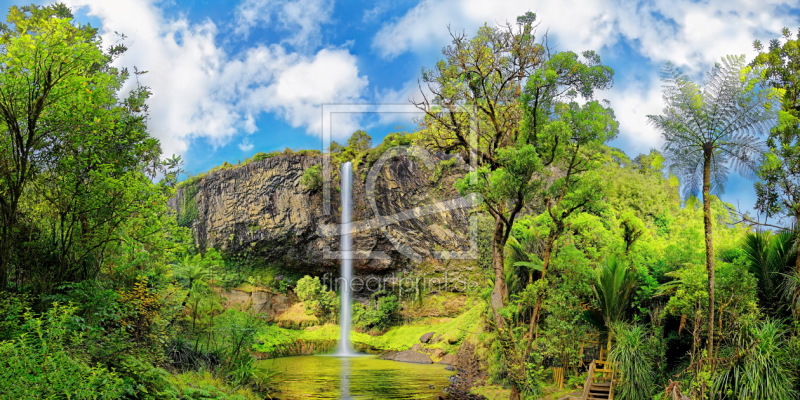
[10, 0, 800, 217]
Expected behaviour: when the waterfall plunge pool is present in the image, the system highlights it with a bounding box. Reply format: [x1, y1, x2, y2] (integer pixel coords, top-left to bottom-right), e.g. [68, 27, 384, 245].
[257, 354, 455, 399]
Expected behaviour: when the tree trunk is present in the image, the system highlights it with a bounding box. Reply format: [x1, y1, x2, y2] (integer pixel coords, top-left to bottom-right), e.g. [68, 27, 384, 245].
[0, 209, 17, 290]
[491, 214, 509, 330]
[526, 230, 556, 352]
[0, 225, 8, 290]
[701, 146, 715, 361]
[509, 385, 522, 400]
[488, 215, 527, 399]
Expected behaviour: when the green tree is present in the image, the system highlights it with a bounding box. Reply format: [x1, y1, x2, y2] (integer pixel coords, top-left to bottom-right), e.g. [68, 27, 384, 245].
[295, 275, 338, 321]
[346, 130, 372, 153]
[753, 28, 800, 289]
[0, 4, 168, 290]
[415, 13, 616, 398]
[647, 54, 777, 359]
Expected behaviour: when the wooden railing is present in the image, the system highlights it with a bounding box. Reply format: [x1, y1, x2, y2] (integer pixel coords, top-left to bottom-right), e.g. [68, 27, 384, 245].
[580, 359, 617, 400]
[580, 361, 597, 400]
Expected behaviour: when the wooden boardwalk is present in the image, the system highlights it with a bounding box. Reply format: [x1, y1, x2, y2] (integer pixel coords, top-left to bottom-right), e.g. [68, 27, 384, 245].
[580, 356, 616, 400]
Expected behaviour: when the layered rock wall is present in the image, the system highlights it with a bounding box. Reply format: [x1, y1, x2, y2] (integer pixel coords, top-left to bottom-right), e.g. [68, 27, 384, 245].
[169, 153, 474, 275]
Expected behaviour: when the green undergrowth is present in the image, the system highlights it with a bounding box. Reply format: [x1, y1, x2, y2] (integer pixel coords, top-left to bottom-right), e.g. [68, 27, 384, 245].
[254, 301, 485, 355]
[170, 371, 263, 400]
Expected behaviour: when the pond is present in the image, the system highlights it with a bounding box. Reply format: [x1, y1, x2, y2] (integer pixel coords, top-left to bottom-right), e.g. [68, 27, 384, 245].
[258, 355, 455, 400]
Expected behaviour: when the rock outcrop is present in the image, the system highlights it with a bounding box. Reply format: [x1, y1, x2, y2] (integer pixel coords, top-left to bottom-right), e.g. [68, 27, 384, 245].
[214, 287, 296, 318]
[380, 349, 433, 364]
[170, 153, 474, 276]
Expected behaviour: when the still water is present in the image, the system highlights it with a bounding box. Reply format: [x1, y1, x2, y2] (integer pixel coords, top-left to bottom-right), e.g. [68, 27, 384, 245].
[258, 355, 455, 400]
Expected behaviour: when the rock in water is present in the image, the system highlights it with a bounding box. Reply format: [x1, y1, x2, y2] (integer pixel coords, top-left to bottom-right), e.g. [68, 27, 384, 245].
[380, 350, 433, 364]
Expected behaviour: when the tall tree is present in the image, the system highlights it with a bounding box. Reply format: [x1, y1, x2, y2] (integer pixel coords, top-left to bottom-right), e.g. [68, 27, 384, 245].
[415, 13, 616, 398]
[0, 4, 164, 289]
[753, 28, 800, 281]
[647, 55, 777, 360]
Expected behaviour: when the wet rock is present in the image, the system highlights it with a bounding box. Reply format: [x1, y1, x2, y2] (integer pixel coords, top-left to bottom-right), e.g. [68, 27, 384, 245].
[215, 287, 297, 319]
[438, 353, 457, 365]
[380, 350, 433, 364]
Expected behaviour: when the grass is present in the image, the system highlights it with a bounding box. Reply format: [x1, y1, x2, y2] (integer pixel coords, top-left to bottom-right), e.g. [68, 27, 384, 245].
[253, 301, 486, 354]
[170, 371, 262, 400]
[401, 292, 468, 319]
[470, 384, 510, 400]
[274, 303, 319, 327]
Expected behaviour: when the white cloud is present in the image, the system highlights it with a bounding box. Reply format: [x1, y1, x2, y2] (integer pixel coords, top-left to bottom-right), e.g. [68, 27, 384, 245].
[63, 0, 367, 156]
[604, 79, 666, 153]
[372, 0, 800, 155]
[373, 0, 795, 68]
[233, 0, 333, 50]
[372, 0, 612, 60]
[237, 138, 255, 152]
[232, 46, 369, 139]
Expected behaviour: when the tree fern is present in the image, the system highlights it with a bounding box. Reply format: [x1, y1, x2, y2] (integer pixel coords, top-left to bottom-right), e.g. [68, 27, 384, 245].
[648, 54, 779, 359]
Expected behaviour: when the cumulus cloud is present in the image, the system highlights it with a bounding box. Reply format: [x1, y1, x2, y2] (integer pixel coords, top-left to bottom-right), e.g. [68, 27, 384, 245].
[233, 0, 333, 50]
[372, 0, 613, 60]
[372, 0, 799, 155]
[605, 78, 666, 153]
[63, 0, 367, 156]
[237, 138, 254, 152]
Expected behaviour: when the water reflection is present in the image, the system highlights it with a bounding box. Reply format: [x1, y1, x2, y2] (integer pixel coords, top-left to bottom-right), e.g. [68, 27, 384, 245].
[259, 355, 453, 400]
[340, 357, 350, 399]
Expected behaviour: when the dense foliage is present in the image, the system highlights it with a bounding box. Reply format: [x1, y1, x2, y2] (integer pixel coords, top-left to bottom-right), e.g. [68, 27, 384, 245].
[0, 3, 798, 400]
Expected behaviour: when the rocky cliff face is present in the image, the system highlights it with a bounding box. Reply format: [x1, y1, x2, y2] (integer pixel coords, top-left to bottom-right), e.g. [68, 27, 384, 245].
[169, 153, 475, 275]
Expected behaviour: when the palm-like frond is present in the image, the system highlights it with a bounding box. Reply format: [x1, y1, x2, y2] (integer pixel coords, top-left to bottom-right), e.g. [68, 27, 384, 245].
[593, 257, 638, 329]
[648, 55, 778, 197]
[504, 233, 543, 294]
[739, 231, 796, 314]
[609, 323, 657, 400]
[713, 320, 798, 399]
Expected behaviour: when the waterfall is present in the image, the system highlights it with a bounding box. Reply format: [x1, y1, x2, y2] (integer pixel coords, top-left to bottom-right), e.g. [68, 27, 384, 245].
[337, 161, 355, 356]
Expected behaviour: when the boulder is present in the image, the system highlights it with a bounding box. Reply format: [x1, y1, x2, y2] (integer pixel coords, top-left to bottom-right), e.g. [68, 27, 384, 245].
[438, 353, 457, 365]
[419, 331, 436, 343]
[429, 348, 446, 359]
[380, 350, 433, 364]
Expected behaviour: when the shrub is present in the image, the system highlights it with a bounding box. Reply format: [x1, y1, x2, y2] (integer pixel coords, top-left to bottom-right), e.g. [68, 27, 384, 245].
[295, 275, 338, 321]
[300, 165, 322, 192]
[210, 310, 268, 390]
[609, 322, 657, 400]
[713, 320, 797, 399]
[353, 293, 400, 333]
[0, 304, 126, 399]
[0, 292, 30, 341]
